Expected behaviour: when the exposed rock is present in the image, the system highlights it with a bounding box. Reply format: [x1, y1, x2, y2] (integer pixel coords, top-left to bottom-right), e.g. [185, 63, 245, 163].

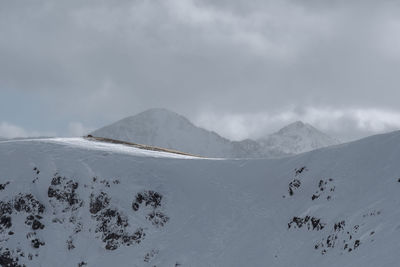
[90, 192, 110, 215]
[48, 174, 83, 211]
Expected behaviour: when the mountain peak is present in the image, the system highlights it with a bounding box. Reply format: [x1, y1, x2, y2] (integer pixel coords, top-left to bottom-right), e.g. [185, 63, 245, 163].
[278, 121, 307, 132]
[90, 108, 236, 157]
[91, 110, 341, 158]
[137, 108, 179, 116]
[290, 120, 305, 127]
[124, 108, 190, 123]
[260, 121, 340, 155]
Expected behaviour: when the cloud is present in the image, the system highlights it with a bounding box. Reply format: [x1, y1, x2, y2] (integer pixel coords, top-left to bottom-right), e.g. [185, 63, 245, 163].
[0, 121, 92, 138]
[194, 106, 400, 141]
[0, 122, 29, 139]
[0, 122, 54, 139]
[1, 0, 400, 140]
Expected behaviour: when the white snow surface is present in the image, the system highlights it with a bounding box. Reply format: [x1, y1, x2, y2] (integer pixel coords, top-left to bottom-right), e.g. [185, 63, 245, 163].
[1, 132, 400, 266]
[90, 108, 339, 158]
[0, 137, 198, 159]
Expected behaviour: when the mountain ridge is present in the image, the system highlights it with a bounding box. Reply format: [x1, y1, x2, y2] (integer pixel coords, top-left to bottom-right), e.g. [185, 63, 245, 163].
[91, 108, 340, 158]
[91, 108, 237, 158]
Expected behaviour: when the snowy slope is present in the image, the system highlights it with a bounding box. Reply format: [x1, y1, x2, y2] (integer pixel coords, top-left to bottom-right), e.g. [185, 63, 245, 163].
[91, 109, 339, 158]
[259, 121, 340, 155]
[1, 132, 400, 266]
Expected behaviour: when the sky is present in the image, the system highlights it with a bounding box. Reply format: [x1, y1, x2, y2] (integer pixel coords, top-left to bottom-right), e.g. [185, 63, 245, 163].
[1, 0, 400, 141]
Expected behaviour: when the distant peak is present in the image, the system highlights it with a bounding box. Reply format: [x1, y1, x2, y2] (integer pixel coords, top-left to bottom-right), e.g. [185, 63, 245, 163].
[288, 121, 305, 127]
[97, 108, 195, 130]
[277, 121, 311, 133]
[126, 108, 188, 122]
[138, 108, 178, 116]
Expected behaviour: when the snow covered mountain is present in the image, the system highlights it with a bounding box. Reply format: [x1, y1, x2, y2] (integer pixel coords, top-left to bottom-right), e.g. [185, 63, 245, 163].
[90, 108, 257, 158]
[259, 121, 341, 155]
[91, 109, 339, 158]
[1, 131, 400, 266]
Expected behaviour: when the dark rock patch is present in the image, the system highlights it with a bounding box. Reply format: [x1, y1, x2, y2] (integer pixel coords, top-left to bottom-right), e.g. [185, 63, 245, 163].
[334, 221, 345, 232]
[146, 211, 170, 227]
[33, 167, 40, 175]
[32, 167, 40, 183]
[144, 249, 159, 263]
[1, 194, 45, 234]
[31, 238, 45, 249]
[314, 219, 368, 254]
[0, 215, 12, 232]
[311, 179, 335, 201]
[94, 207, 145, 250]
[132, 190, 169, 228]
[0, 249, 25, 267]
[89, 192, 110, 215]
[13, 194, 45, 215]
[25, 215, 45, 231]
[133, 190, 163, 210]
[288, 216, 325, 231]
[288, 179, 301, 196]
[0, 201, 13, 216]
[48, 173, 83, 211]
[287, 166, 307, 196]
[362, 210, 381, 218]
[295, 166, 307, 176]
[0, 181, 10, 191]
[67, 238, 75, 250]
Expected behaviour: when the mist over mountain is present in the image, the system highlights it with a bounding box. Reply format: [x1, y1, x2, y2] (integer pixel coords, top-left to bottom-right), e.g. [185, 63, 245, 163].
[91, 108, 340, 158]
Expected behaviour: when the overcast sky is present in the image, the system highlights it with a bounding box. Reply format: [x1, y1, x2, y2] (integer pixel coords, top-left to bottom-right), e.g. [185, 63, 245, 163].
[1, 0, 400, 141]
